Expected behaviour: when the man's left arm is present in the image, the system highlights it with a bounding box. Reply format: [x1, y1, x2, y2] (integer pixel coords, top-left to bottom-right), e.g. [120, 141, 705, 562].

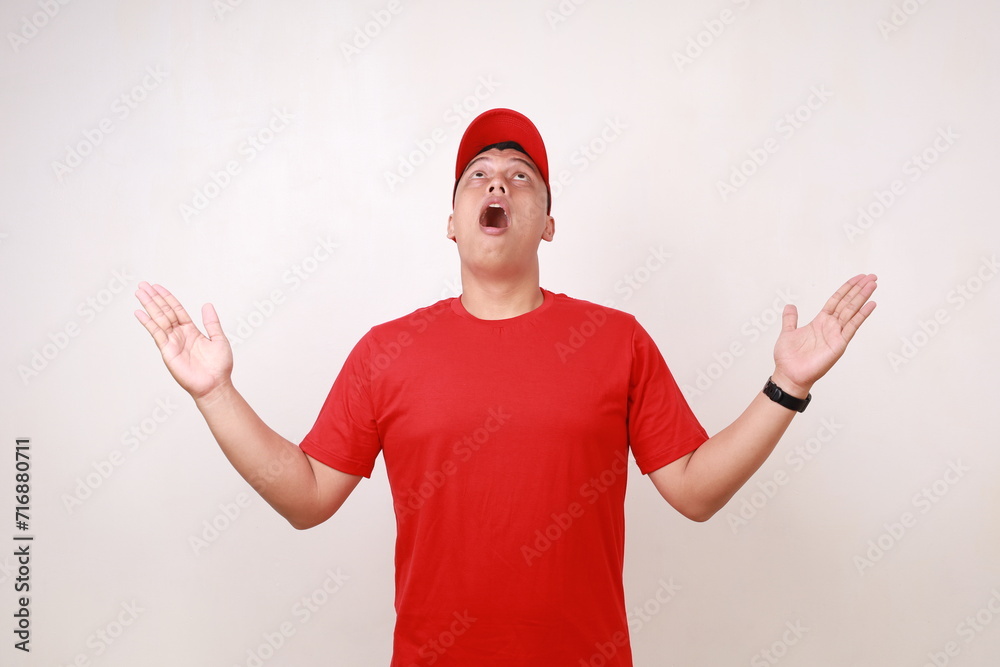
[649, 274, 878, 522]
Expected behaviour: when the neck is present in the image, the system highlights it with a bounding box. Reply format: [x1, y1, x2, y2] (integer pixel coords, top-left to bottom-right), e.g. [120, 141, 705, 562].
[457, 265, 543, 320]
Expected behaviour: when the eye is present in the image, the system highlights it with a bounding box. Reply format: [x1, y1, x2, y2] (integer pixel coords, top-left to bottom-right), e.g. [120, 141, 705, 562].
[472, 170, 486, 178]
[513, 172, 528, 181]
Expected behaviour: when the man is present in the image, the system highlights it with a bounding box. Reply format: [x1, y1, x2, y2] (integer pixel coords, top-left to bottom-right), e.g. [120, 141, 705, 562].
[134, 108, 877, 665]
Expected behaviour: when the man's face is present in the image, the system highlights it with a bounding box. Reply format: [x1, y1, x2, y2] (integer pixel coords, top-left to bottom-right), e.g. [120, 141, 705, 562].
[447, 148, 554, 277]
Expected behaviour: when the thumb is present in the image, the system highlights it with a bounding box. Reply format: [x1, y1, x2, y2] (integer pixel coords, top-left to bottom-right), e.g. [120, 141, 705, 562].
[781, 303, 798, 333]
[201, 303, 227, 342]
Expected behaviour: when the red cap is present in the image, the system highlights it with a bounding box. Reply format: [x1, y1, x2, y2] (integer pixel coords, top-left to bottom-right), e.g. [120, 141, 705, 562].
[454, 108, 550, 212]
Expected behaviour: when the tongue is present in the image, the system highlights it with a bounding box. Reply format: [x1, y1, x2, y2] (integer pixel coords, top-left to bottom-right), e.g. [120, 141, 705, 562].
[480, 206, 509, 228]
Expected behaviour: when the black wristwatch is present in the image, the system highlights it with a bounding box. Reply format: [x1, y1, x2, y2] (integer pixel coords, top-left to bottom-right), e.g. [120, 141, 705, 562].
[762, 377, 811, 413]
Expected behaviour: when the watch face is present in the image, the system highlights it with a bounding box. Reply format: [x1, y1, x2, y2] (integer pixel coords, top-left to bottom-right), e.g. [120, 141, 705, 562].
[764, 380, 780, 399]
[763, 379, 808, 412]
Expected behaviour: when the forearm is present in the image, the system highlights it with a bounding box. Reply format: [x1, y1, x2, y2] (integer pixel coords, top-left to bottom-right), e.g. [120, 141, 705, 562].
[680, 371, 810, 519]
[653, 274, 876, 521]
[194, 381, 320, 528]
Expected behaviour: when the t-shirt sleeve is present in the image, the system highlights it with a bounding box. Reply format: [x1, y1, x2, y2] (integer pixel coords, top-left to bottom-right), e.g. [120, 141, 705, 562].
[299, 330, 382, 478]
[627, 318, 709, 474]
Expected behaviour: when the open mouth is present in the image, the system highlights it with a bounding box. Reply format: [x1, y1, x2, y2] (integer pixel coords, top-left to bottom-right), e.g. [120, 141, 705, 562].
[479, 202, 510, 230]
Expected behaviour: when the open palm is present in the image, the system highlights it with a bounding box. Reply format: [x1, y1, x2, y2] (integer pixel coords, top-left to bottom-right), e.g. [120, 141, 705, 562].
[134, 282, 233, 400]
[773, 274, 878, 391]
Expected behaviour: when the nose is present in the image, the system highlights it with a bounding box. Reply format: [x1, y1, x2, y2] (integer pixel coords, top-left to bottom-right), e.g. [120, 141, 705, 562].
[488, 177, 506, 195]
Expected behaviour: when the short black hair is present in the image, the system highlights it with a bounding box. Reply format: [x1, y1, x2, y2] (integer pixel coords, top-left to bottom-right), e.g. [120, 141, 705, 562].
[478, 141, 527, 155]
[453, 142, 551, 213]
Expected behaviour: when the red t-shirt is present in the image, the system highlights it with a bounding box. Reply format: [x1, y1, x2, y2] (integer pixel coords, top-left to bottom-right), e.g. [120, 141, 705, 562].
[300, 288, 708, 666]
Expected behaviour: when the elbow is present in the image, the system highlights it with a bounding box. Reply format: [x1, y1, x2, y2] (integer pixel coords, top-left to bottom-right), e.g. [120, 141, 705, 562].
[283, 493, 351, 530]
[286, 510, 326, 531]
[679, 505, 718, 523]
[667, 484, 733, 522]
[288, 517, 317, 530]
[672, 497, 723, 523]
[656, 485, 722, 522]
[286, 500, 343, 530]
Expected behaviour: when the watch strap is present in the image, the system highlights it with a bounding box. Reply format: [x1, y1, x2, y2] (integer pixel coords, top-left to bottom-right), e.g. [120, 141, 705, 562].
[762, 377, 811, 413]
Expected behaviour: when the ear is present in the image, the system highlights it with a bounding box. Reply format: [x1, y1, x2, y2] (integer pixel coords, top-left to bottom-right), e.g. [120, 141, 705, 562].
[446, 213, 457, 243]
[541, 215, 555, 242]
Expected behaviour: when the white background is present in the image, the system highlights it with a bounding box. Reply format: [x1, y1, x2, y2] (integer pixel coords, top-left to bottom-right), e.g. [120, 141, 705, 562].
[2, 1, 998, 665]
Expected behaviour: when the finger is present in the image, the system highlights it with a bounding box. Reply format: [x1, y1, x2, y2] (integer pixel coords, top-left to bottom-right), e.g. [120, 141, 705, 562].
[819, 275, 861, 321]
[836, 274, 878, 325]
[148, 284, 182, 328]
[137, 281, 177, 327]
[154, 284, 194, 327]
[135, 280, 158, 304]
[840, 299, 877, 344]
[135, 282, 176, 333]
[781, 303, 798, 333]
[822, 274, 866, 318]
[201, 303, 227, 342]
[133, 308, 170, 350]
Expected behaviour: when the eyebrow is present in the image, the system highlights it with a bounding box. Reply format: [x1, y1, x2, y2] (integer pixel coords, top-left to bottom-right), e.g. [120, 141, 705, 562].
[464, 154, 539, 176]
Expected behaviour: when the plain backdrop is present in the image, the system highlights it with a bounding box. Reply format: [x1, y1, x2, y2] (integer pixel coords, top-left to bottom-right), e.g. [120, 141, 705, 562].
[1, 1, 998, 665]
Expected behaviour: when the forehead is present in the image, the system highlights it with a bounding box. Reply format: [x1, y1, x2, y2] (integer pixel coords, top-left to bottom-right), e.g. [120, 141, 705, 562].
[462, 148, 540, 176]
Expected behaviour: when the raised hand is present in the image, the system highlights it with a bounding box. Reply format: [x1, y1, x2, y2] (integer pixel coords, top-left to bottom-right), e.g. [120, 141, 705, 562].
[133, 282, 234, 401]
[772, 274, 878, 395]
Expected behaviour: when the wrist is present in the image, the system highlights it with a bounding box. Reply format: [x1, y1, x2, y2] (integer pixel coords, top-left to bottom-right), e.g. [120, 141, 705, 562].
[768, 371, 812, 400]
[194, 378, 237, 411]
[764, 373, 813, 413]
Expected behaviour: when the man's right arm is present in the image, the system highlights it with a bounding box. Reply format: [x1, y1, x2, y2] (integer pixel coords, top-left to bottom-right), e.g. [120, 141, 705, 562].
[134, 281, 359, 529]
[194, 380, 361, 529]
